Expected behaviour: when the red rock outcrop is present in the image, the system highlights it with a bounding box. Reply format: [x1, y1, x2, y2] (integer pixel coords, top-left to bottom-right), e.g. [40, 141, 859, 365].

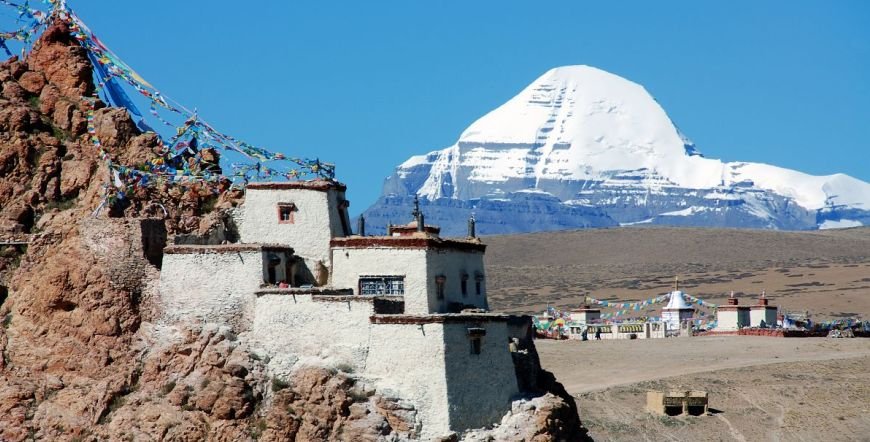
[0, 19, 587, 442]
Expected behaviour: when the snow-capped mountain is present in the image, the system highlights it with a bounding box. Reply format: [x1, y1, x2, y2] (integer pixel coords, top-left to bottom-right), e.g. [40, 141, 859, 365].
[362, 65, 870, 235]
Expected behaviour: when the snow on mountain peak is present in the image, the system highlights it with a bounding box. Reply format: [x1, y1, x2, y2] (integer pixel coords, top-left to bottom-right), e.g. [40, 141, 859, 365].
[391, 65, 870, 218]
[460, 65, 683, 151]
[410, 64, 729, 196]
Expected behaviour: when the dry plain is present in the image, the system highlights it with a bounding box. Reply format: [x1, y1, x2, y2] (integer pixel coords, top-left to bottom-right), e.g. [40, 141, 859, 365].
[485, 226, 870, 319]
[537, 338, 870, 442]
[485, 226, 870, 441]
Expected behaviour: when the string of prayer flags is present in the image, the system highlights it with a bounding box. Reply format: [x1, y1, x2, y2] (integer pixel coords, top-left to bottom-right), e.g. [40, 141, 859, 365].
[2, 0, 338, 212]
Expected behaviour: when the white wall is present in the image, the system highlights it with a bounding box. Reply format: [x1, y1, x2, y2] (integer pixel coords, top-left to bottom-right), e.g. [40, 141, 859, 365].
[331, 247, 429, 314]
[662, 309, 693, 331]
[330, 246, 488, 314]
[251, 294, 374, 376]
[426, 249, 488, 313]
[365, 319, 519, 439]
[716, 309, 744, 331]
[239, 187, 348, 266]
[159, 250, 264, 325]
[442, 321, 518, 430]
[749, 307, 777, 327]
[366, 322, 450, 439]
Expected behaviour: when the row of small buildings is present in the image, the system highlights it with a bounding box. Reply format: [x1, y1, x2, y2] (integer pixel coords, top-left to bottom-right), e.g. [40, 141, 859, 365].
[539, 290, 780, 340]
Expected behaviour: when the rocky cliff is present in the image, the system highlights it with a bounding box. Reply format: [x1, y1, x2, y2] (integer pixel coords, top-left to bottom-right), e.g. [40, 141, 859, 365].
[0, 21, 586, 441]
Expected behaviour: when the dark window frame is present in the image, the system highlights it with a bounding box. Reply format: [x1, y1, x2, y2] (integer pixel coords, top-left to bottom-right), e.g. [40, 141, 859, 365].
[359, 275, 405, 296]
[435, 275, 446, 300]
[277, 202, 297, 224]
[469, 337, 482, 355]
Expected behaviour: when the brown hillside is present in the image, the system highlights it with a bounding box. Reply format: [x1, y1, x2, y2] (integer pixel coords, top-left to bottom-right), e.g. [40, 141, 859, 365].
[484, 226, 870, 318]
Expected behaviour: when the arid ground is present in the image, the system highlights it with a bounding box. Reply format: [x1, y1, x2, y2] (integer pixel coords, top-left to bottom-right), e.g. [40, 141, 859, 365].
[484, 226, 870, 320]
[537, 337, 870, 442]
[485, 227, 870, 441]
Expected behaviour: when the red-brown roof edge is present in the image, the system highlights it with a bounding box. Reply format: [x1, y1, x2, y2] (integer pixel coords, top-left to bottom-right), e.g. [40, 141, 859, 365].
[331, 236, 486, 252]
[246, 179, 347, 192]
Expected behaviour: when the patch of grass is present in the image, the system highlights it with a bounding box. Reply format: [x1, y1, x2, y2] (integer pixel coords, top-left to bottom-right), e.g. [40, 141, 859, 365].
[249, 419, 267, 440]
[44, 198, 76, 212]
[201, 196, 218, 214]
[2, 314, 11, 329]
[334, 362, 355, 374]
[200, 378, 210, 389]
[27, 96, 40, 109]
[97, 394, 127, 424]
[271, 377, 291, 393]
[161, 381, 176, 396]
[348, 388, 370, 402]
[50, 124, 70, 142]
[1, 245, 26, 269]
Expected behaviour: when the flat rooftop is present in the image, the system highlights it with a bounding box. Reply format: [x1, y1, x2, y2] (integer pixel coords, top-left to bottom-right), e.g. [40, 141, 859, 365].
[246, 179, 346, 192]
[164, 243, 294, 254]
[331, 236, 486, 252]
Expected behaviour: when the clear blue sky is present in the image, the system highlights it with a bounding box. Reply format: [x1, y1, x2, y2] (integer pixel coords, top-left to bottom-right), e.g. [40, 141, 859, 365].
[66, 1, 869, 214]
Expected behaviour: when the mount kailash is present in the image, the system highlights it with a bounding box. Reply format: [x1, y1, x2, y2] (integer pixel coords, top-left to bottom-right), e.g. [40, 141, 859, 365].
[362, 66, 870, 235]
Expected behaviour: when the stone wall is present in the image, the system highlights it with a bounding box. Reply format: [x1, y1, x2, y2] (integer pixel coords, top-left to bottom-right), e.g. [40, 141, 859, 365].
[251, 292, 375, 376]
[330, 246, 487, 315]
[749, 306, 777, 327]
[238, 187, 348, 268]
[716, 307, 747, 331]
[426, 248, 487, 313]
[366, 321, 450, 439]
[158, 248, 264, 327]
[442, 321, 519, 431]
[330, 247, 430, 313]
[365, 316, 520, 439]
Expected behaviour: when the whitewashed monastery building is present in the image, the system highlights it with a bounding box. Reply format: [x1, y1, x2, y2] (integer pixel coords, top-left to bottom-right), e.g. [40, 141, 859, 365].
[716, 291, 778, 331]
[158, 180, 536, 438]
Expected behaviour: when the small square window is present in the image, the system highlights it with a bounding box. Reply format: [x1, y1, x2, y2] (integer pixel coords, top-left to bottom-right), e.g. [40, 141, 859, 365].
[277, 203, 297, 224]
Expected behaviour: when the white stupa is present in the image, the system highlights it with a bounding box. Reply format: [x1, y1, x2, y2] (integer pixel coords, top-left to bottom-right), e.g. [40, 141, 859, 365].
[661, 278, 695, 330]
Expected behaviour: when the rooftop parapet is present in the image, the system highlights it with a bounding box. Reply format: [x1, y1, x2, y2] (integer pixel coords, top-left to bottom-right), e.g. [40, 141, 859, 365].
[370, 312, 517, 324]
[246, 179, 347, 192]
[164, 243, 294, 254]
[331, 236, 485, 252]
[254, 287, 353, 297]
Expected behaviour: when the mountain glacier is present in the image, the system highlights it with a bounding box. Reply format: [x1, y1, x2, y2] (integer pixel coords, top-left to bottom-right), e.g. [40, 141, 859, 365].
[362, 66, 870, 236]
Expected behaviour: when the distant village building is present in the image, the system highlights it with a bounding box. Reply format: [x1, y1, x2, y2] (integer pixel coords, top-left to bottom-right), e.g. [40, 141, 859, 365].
[750, 291, 777, 328]
[569, 305, 600, 326]
[662, 289, 695, 332]
[647, 391, 709, 416]
[158, 180, 534, 439]
[716, 291, 778, 331]
[580, 322, 666, 340]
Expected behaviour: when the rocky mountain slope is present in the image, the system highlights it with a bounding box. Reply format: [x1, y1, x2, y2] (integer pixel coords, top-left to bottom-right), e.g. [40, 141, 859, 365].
[363, 66, 870, 235]
[0, 21, 585, 441]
